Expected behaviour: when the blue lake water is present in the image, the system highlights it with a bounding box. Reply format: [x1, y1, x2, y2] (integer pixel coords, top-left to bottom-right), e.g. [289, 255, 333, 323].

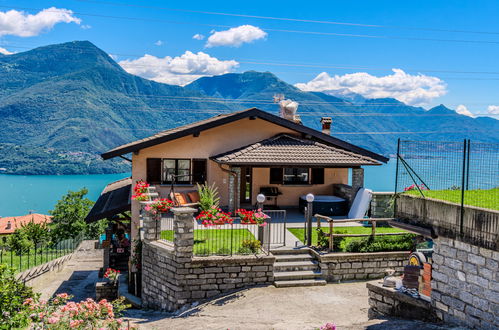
[0, 160, 397, 217]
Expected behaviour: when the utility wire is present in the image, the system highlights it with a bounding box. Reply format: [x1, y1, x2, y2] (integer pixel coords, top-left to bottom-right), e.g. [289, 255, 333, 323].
[3, 43, 499, 77]
[75, 0, 499, 36]
[2, 5, 499, 45]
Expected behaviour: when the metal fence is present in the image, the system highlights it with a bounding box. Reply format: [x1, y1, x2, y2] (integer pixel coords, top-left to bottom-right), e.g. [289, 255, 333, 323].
[395, 139, 499, 223]
[159, 215, 271, 256]
[0, 233, 84, 274]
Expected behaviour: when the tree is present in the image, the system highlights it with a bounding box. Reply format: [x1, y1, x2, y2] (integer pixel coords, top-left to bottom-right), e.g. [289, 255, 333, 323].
[21, 220, 50, 246]
[49, 188, 94, 241]
[7, 229, 33, 255]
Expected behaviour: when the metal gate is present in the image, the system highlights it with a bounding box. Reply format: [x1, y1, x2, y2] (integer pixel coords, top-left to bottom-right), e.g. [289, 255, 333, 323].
[264, 210, 287, 248]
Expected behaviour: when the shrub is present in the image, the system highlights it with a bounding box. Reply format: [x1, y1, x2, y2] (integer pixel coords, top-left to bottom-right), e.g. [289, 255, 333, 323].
[316, 228, 345, 251]
[216, 247, 232, 255]
[23, 294, 132, 329]
[0, 264, 37, 329]
[237, 247, 253, 255]
[20, 220, 50, 246]
[197, 182, 220, 212]
[195, 247, 211, 256]
[7, 229, 33, 255]
[345, 234, 416, 253]
[241, 239, 261, 253]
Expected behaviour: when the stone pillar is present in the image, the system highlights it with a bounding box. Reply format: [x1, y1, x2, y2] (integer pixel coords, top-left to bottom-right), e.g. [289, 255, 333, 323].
[352, 168, 364, 192]
[371, 192, 394, 218]
[228, 167, 241, 212]
[172, 207, 195, 260]
[140, 201, 158, 241]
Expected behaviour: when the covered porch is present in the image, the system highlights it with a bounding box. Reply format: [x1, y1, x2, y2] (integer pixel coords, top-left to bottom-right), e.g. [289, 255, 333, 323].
[211, 134, 379, 213]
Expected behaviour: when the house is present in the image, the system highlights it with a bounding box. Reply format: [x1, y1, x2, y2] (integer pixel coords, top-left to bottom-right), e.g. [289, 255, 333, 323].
[100, 107, 388, 241]
[0, 213, 51, 237]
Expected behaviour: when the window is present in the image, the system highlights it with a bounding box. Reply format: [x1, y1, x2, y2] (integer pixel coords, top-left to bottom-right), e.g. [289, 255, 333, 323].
[283, 168, 309, 185]
[162, 159, 191, 184]
[311, 168, 325, 184]
[192, 159, 207, 184]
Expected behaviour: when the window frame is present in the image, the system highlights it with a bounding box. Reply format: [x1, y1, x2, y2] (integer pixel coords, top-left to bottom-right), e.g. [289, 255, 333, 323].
[161, 158, 192, 184]
[282, 167, 310, 185]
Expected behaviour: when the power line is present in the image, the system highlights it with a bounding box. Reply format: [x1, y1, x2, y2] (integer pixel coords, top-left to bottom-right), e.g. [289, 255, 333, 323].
[75, 0, 499, 36]
[2, 5, 499, 45]
[4, 43, 499, 76]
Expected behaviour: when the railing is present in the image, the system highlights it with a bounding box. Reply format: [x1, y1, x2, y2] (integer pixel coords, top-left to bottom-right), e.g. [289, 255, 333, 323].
[0, 233, 84, 274]
[264, 210, 287, 248]
[315, 215, 407, 252]
[158, 216, 271, 256]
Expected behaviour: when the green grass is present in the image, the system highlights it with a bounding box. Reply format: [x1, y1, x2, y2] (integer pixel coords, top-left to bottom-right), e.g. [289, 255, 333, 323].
[288, 226, 409, 251]
[160, 229, 256, 255]
[0, 248, 72, 273]
[405, 188, 499, 211]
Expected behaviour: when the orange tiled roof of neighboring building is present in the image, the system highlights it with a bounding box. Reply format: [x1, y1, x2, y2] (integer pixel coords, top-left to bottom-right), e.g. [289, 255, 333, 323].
[0, 213, 52, 235]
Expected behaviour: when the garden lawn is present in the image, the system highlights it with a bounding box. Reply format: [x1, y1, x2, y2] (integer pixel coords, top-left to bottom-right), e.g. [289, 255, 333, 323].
[405, 188, 499, 211]
[160, 229, 256, 255]
[288, 226, 410, 251]
[0, 249, 72, 273]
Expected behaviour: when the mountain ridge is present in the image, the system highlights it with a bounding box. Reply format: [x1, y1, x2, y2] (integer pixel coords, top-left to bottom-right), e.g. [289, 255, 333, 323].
[0, 41, 497, 175]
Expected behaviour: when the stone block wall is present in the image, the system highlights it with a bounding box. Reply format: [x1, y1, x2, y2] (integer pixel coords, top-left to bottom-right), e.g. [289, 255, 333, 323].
[431, 236, 498, 329]
[371, 192, 394, 218]
[140, 205, 275, 312]
[333, 183, 357, 207]
[318, 251, 409, 282]
[367, 282, 438, 322]
[142, 241, 274, 311]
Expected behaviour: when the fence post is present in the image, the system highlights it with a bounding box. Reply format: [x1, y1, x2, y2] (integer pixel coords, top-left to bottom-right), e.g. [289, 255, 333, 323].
[141, 201, 159, 241]
[460, 139, 467, 236]
[328, 220, 334, 252]
[306, 194, 314, 246]
[394, 138, 401, 216]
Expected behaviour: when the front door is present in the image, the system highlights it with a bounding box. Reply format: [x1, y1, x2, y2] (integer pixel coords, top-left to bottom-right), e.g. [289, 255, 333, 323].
[239, 166, 252, 204]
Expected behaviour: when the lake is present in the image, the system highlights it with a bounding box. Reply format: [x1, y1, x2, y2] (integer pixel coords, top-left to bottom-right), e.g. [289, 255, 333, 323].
[0, 160, 397, 217]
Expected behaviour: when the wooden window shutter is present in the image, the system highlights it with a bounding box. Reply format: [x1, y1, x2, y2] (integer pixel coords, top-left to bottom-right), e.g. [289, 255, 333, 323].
[311, 168, 325, 184]
[192, 159, 207, 184]
[269, 168, 283, 184]
[146, 158, 161, 184]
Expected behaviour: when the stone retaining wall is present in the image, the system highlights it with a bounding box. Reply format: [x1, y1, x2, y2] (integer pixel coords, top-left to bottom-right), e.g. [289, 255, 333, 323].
[371, 192, 394, 218]
[141, 206, 275, 312]
[317, 251, 409, 282]
[367, 281, 438, 322]
[431, 236, 498, 329]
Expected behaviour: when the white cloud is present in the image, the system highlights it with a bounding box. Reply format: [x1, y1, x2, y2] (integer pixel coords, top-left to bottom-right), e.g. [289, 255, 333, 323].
[0, 7, 81, 37]
[118, 51, 239, 86]
[295, 69, 447, 106]
[81, 24, 91, 29]
[456, 104, 474, 117]
[154, 40, 163, 46]
[192, 33, 205, 40]
[0, 47, 13, 55]
[487, 105, 499, 115]
[206, 25, 267, 48]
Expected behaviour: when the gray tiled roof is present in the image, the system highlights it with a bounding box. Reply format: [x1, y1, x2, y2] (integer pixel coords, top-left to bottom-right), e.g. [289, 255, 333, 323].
[212, 134, 381, 166]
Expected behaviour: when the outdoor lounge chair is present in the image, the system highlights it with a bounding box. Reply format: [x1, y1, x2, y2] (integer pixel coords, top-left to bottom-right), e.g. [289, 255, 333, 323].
[169, 191, 200, 208]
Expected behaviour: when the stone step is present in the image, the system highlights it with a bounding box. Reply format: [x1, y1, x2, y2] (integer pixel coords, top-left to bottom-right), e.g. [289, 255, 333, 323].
[274, 270, 322, 281]
[273, 260, 318, 271]
[271, 247, 312, 255]
[274, 278, 327, 288]
[145, 192, 159, 198]
[274, 254, 314, 262]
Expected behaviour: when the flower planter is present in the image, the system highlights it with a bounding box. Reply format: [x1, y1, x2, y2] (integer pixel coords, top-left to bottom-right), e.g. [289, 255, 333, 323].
[95, 281, 119, 301]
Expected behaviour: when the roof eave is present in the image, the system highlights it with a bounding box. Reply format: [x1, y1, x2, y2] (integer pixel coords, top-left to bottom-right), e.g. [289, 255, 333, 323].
[101, 108, 389, 163]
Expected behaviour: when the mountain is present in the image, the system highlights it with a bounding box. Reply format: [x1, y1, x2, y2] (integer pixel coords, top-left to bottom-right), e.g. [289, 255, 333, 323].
[1, 41, 498, 175]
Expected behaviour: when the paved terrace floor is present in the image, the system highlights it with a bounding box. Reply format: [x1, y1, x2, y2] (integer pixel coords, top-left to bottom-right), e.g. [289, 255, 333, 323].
[30, 241, 462, 330]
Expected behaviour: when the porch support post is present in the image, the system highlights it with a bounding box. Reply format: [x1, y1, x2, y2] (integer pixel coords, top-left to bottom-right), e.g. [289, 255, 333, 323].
[228, 166, 241, 212]
[352, 167, 364, 193]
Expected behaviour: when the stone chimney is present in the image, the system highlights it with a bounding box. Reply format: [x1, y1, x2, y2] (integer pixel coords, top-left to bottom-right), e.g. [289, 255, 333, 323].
[321, 117, 332, 135]
[293, 114, 302, 125]
[6, 221, 11, 230]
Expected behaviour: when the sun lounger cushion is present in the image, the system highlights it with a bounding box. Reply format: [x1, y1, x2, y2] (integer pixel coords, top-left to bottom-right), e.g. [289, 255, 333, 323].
[174, 192, 189, 205]
[187, 191, 200, 203]
[348, 188, 372, 219]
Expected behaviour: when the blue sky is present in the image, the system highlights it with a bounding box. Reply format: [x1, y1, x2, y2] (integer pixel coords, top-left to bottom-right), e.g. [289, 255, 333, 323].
[1, 0, 499, 116]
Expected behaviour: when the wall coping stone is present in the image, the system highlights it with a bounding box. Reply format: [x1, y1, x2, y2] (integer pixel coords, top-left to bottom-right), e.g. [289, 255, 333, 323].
[317, 250, 410, 261]
[400, 194, 499, 214]
[372, 192, 394, 195]
[148, 240, 174, 255]
[171, 207, 198, 214]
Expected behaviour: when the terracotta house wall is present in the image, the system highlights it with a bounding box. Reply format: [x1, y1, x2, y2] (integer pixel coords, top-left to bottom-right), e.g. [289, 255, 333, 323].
[131, 118, 297, 239]
[251, 167, 349, 206]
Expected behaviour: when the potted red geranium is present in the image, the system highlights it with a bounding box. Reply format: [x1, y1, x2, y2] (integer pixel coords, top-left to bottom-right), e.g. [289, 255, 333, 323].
[236, 209, 269, 227]
[196, 206, 233, 227]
